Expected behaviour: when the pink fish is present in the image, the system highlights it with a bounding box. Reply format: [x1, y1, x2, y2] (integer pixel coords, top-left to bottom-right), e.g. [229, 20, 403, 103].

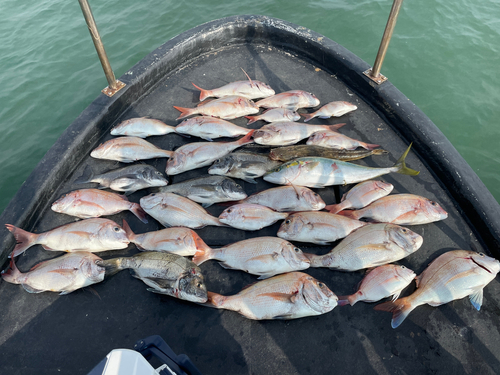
[173, 96, 259, 120]
[255, 90, 320, 111]
[302, 101, 357, 122]
[90, 136, 173, 163]
[326, 180, 393, 214]
[191, 76, 275, 101]
[253, 123, 346, 146]
[307, 130, 379, 150]
[245, 108, 300, 124]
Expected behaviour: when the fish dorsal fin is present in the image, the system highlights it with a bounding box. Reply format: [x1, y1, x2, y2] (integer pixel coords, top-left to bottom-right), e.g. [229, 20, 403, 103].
[469, 289, 484, 311]
[241, 68, 254, 88]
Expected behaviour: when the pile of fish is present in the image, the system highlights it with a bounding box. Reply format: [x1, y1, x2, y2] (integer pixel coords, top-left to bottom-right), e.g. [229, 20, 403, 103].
[3, 71, 498, 327]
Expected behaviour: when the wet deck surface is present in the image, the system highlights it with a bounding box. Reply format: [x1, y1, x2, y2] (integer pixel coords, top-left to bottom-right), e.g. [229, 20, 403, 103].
[1, 37, 500, 374]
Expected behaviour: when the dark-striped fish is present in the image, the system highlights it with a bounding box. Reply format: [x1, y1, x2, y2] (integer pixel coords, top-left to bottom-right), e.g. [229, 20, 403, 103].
[208, 152, 282, 183]
[269, 145, 388, 162]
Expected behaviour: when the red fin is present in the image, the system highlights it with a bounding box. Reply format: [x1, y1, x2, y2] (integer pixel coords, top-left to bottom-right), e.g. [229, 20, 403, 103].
[360, 142, 380, 151]
[121, 219, 136, 242]
[203, 291, 226, 308]
[374, 297, 413, 329]
[193, 232, 212, 254]
[6, 224, 38, 258]
[191, 82, 211, 102]
[1, 255, 22, 284]
[301, 113, 315, 122]
[130, 203, 148, 224]
[173, 106, 194, 120]
[336, 210, 361, 220]
[326, 123, 346, 131]
[245, 115, 258, 125]
[192, 246, 213, 265]
[236, 129, 255, 145]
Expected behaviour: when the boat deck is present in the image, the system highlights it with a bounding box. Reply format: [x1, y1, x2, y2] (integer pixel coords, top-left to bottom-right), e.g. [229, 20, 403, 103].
[1, 15, 500, 374]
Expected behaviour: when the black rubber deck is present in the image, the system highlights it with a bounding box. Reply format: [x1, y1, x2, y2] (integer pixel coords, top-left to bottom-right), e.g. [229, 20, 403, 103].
[1, 15, 500, 374]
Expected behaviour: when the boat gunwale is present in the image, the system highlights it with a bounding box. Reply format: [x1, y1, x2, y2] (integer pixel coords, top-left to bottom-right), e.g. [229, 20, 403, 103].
[1, 14, 499, 268]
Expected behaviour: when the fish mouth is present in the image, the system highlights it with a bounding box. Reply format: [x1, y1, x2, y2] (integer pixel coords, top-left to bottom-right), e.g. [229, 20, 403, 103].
[470, 257, 493, 274]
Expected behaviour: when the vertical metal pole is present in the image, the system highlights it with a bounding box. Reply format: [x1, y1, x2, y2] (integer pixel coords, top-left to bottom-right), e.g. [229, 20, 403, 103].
[364, 0, 404, 84]
[78, 0, 125, 96]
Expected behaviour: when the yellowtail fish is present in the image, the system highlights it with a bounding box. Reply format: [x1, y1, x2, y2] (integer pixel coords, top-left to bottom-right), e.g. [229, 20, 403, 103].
[245, 108, 300, 124]
[326, 180, 394, 214]
[1, 252, 105, 295]
[255, 90, 320, 111]
[304, 223, 423, 271]
[98, 251, 208, 303]
[338, 264, 415, 306]
[242, 185, 325, 212]
[302, 101, 357, 122]
[277, 211, 367, 245]
[219, 203, 289, 231]
[122, 220, 211, 256]
[6, 218, 129, 258]
[375, 250, 500, 328]
[269, 145, 388, 162]
[193, 237, 310, 279]
[307, 130, 380, 150]
[253, 122, 345, 146]
[90, 136, 173, 163]
[175, 116, 251, 141]
[140, 192, 226, 229]
[203, 272, 338, 320]
[174, 95, 259, 120]
[165, 130, 254, 175]
[264, 144, 419, 188]
[192, 73, 275, 101]
[110, 117, 176, 138]
[51, 189, 148, 223]
[338, 193, 448, 225]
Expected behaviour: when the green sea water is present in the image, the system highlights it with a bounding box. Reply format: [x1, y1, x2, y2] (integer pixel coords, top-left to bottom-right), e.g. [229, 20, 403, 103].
[0, 0, 499, 213]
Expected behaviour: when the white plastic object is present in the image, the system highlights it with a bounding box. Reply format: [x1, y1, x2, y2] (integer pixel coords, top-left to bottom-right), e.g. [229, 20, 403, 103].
[102, 349, 157, 375]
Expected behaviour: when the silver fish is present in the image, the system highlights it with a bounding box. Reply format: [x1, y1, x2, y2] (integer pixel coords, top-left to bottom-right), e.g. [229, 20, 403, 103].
[110, 117, 176, 138]
[375, 251, 500, 328]
[302, 101, 357, 122]
[98, 251, 208, 303]
[219, 204, 289, 231]
[277, 211, 367, 245]
[165, 131, 254, 175]
[174, 96, 259, 120]
[175, 116, 251, 141]
[90, 136, 173, 163]
[140, 192, 225, 229]
[242, 186, 325, 212]
[306, 130, 379, 150]
[264, 144, 419, 188]
[51, 189, 148, 223]
[75, 164, 168, 194]
[6, 218, 130, 258]
[193, 236, 310, 279]
[255, 90, 320, 111]
[1, 252, 105, 295]
[204, 272, 338, 320]
[156, 176, 247, 207]
[208, 152, 282, 184]
[253, 122, 345, 146]
[305, 223, 423, 271]
[245, 108, 300, 124]
[192, 75, 275, 101]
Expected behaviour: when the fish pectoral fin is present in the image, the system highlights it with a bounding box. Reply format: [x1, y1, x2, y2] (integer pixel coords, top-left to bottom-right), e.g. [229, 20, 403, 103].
[272, 314, 294, 320]
[201, 202, 213, 208]
[218, 262, 238, 270]
[260, 292, 298, 303]
[257, 273, 276, 280]
[241, 177, 258, 184]
[22, 284, 44, 294]
[469, 289, 484, 311]
[312, 239, 331, 246]
[391, 291, 402, 302]
[109, 178, 137, 190]
[246, 253, 280, 265]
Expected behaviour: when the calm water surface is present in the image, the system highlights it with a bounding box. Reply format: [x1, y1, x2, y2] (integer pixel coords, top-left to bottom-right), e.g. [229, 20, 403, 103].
[0, 0, 499, 213]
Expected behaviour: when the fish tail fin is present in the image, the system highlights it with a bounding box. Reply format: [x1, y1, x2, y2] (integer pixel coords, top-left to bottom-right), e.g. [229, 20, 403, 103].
[393, 143, 420, 176]
[74, 164, 94, 184]
[193, 232, 212, 255]
[191, 83, 211, 102]
[374, 297, 414, 328]
[337, 296, 351, 307]
[129, 204, 148, 224]
[245, 115, 258, 125]
[325, 201, 348, 214]
[121, 219, 137, 242]
[236, 129, 255, 145]
[303, 252, 325, 268]
[302, 113, 315, 122]
[327, 123, 346, 131]
[97, 257, 128, 278]
[192, 245, 214, 265]
[336, 209, 361, 220]
[6, 224, 38, 257]
[360, 142, 380, 151]
[201, 291, 227, 309]
[173, 106, 194, 120]
[1, 255, 22, 284]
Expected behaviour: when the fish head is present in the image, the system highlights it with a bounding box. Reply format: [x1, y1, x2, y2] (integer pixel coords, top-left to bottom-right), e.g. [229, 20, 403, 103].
[220, 179, 247, 200]
[281, 242, 310, 269]
[300, 187, 326, 210]
[306, 131, 328, 145]
[218, 205, 244, 224]
[208, 156, 233, 175]
[263, 161, 302, 185]
[253, 129, 278, 144]
[254, 81, 275, 97]
[278, 214, 304, 238]
[468, 252, 500, 276]
[110, 119, 134, 136]
[334, 101, 358, 115]
[140, 192, 165, 210]
[421, 198, 448, 222]
[387, 224, 423, 254]
[303, 92, 321, 107]
[373, 180, 394, 194]
[51, 191, 78, 213]
[286, 110, 301, 122]
[80, 253, 106, 283]
[90, 142, 110, 159]
[177, 268, 208, 303]
[142, 166, 169, 186]
[165, 152, 187, 175]
[175, 118, 198, 134]
[394, 265, 417, 284]
[98, 221, 130, 248]
[301, 275, 338, 314]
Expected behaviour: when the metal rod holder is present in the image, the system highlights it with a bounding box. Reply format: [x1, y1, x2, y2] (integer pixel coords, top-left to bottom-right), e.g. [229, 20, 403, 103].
[364, 0, 404, 84]
[78, 0, 125, 97]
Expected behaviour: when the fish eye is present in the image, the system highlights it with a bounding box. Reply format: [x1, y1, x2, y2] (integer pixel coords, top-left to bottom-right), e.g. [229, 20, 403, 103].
[197, 282, 203, 288]
[313, 193, 319, 197]
[401, 228, 407, 233]
[479, 253, 485, 257]
[318, 282, 325, 288]
[285, 220, 291, 224]
[151, 193, 156, 196]
[400, 265, 406, 269]
[227, 209, 232, 213]
[430, 201, 437, 206]
[294, 248, 300, 253]
[113, 227, 120, 232]
[155, 171, 162, 175]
